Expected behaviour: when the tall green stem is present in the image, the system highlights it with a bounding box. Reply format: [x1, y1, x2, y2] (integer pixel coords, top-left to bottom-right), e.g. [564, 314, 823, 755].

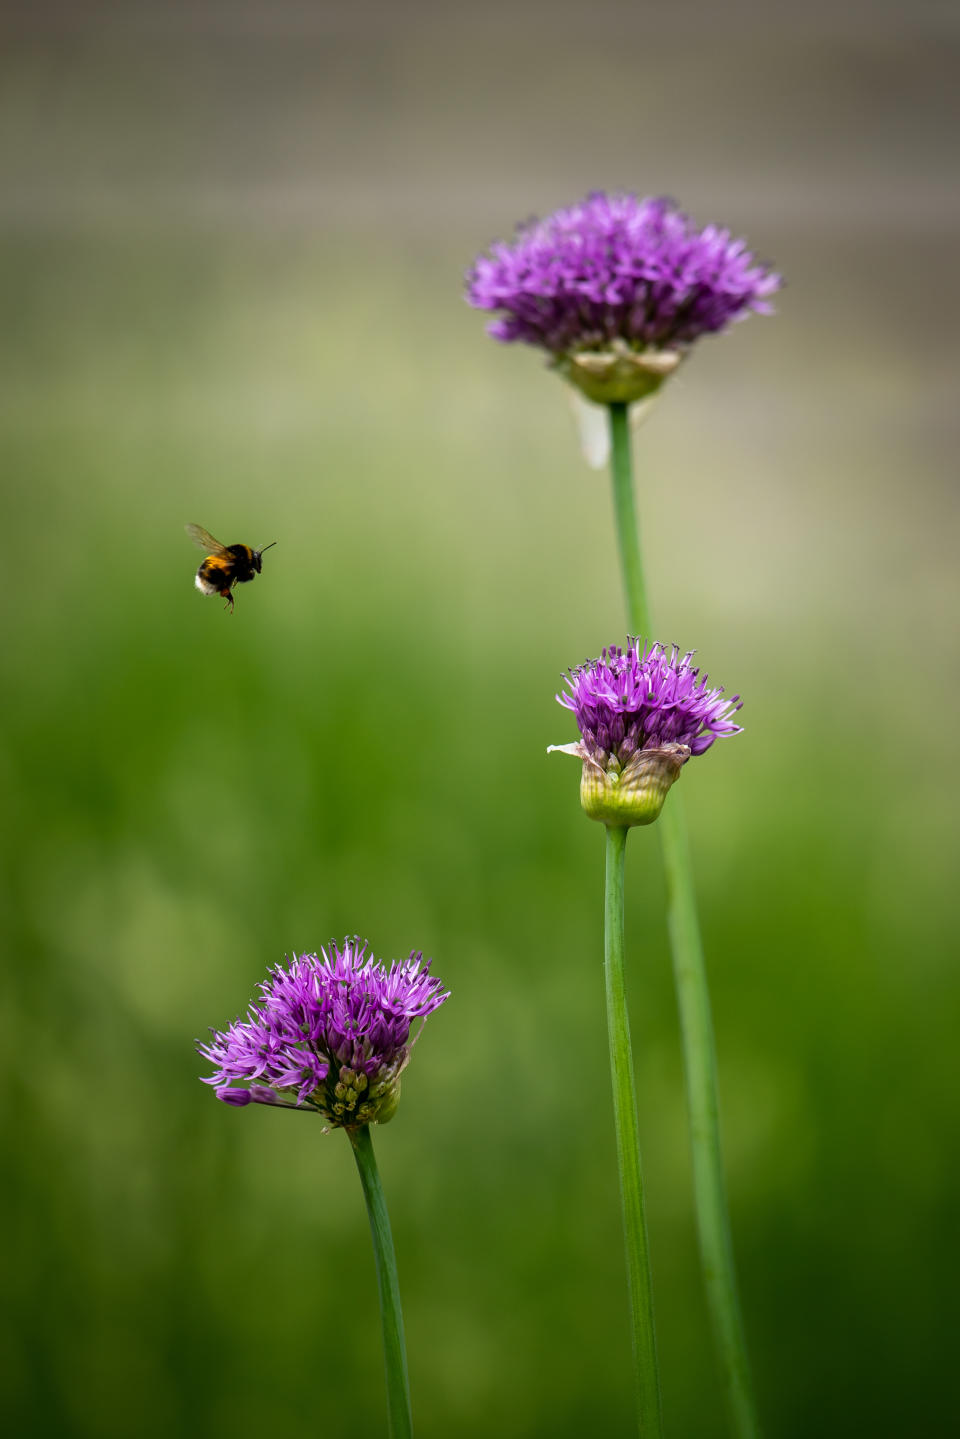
[606, 402, 761, 1439]
[349, 1125, 413, 1439]
[609, 402, 653, 637]
[604, 822, 664, 1439]
[659, 802, 758, 1438]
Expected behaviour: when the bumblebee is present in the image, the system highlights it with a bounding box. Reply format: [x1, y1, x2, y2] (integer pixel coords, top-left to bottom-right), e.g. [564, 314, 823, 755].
[185, 524, 276, 613]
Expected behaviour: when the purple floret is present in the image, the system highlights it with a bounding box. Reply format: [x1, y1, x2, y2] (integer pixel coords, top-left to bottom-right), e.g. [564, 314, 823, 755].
[559, 640, 743, 766]
[199, 939, 449, 1125]
[467, 192, 780, 355]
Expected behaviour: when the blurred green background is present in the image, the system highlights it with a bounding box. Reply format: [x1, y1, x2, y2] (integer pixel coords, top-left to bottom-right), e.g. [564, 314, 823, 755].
[2, 2, 957, 1435]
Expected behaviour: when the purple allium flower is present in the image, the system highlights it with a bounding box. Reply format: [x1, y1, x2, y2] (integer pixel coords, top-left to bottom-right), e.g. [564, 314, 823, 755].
[549, 640, 743, 825]
[467, 192, 780, 403]
[199, 939, 449, 1127]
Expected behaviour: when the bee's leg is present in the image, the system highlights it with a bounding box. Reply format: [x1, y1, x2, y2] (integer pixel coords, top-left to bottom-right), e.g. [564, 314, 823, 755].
[222, 589, 235, 614]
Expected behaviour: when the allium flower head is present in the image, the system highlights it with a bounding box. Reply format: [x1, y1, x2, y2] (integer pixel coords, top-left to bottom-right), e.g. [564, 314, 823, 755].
[549, 639, 743, 825]
[467, 192, 780, 403]
[199, 939, 449, 1127]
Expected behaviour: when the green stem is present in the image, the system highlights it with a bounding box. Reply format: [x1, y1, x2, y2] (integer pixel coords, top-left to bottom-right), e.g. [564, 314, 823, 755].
[604, 823, 664, 1439]
[609, 402, 652, 638]
[606, 403, 761, 1439]
[348, 1125, 413, 1439]
[660, 802, 759, 1439]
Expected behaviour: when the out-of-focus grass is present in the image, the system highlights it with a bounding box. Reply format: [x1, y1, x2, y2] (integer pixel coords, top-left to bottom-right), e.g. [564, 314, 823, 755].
[2, 221, 957, 1439]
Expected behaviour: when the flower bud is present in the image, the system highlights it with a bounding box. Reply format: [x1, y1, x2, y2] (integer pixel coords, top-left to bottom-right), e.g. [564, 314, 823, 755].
[216, 1086, 253, 1106]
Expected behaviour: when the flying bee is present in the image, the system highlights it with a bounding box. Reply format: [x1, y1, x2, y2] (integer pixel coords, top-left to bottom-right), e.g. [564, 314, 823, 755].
[185, 524, 276, 613]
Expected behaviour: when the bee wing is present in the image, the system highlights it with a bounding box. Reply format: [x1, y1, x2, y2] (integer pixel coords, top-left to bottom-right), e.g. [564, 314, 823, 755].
[185, 524, 230, 557]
